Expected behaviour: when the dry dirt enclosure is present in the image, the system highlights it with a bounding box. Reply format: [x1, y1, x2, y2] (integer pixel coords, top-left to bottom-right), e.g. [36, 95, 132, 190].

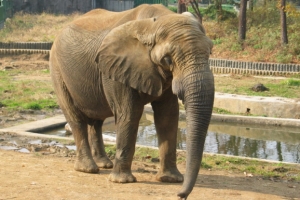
[0, 54, 300, 200]
[0, 149, 299, 200]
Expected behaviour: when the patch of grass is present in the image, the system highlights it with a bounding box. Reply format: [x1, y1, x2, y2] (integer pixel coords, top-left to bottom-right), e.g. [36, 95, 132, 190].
[201, 161, 212, 169]
[126, 146, 300, 181]
[134, 147, 159, 161]
[24, 102, 42, 110]
[281, 79, 300, 86]
[105, 145, 117, 158]
[0, 69, 58, 110]
[213, 107, 233, 115]
[214, 75, 300, 99]
[201, 154, 300, 181]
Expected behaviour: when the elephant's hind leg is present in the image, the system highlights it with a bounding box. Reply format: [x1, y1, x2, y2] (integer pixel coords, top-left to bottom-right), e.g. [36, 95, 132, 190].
[151, 89, 183, 183]
[88, 120, 113, 168]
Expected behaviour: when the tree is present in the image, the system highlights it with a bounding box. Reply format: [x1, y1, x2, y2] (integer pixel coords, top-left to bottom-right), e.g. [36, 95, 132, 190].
[215, 0, 223, 21]
[177, 0, 187, 13]
[189, 0, 203, 24]
[280, 0, 288, 45]
[177, 0, 203, 24]
[238, 0, 247, 41]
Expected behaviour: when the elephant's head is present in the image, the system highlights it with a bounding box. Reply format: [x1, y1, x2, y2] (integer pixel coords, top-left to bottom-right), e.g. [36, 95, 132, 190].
[96, 13, 214, 199]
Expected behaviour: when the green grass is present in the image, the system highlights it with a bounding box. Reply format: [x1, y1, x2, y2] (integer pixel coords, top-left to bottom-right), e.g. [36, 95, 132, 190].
[215, 75, 300, 99]
[0, 70, 58, 110]
[222, 83, 300, 98]
[281, 78, 300, 86]
[201, 154, 300, 181]
[213, 107, 233, 115]
[104, 145, 300, 181]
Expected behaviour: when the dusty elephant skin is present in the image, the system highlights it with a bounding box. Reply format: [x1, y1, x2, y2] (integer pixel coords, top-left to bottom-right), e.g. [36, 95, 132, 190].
[49, 4, 214, 199]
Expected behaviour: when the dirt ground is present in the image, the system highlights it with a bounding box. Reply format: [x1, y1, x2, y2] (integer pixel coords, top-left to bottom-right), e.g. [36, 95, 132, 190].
[0, 147, 299, 200]
[0, 54, 299, 200]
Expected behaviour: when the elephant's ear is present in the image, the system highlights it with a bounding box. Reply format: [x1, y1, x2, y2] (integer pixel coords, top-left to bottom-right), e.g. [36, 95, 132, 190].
[96, 18, 163, 97]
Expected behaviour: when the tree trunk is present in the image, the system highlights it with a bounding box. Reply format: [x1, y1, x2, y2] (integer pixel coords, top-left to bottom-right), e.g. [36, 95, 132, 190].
[177, 0, 187, 14]
[249, 0, 254, 11]
[215, 0, 223, 21]
[280, 0, 288, 45]
[238, 0, 247, 41]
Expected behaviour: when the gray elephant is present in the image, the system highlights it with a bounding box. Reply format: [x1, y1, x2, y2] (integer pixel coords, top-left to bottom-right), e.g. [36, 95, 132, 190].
[49, 4, 214, 199]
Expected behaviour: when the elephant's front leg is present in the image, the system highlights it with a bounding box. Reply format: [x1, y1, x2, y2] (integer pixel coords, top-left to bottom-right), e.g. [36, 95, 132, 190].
[69, 121, 99, 173]
[88, 120, 113, 168]
[108, 108, 144, 183]
[151, 89, 183, 183]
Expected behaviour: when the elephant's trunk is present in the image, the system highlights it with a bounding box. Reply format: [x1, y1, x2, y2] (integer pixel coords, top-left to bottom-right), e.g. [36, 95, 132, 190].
[176, 67, 214, 200]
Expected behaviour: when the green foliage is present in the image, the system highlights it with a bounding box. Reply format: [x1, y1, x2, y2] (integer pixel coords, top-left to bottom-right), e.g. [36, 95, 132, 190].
[201, 161, 212, 169]
[207, 0, 300, 64]
[24, 102, 42, 110]
[231, 43, 243, 51]
[213, 107, 232, 114]
[202, 5, 236, 21]
[275, 54, 293, 64]
[105, 145, 116, 158]
[168, 6, 177, 13]
[281, 79, 300, 86]
[168, 4, 236, 21]
[213, 38, 222, 45]
[247, 1, 280, 27]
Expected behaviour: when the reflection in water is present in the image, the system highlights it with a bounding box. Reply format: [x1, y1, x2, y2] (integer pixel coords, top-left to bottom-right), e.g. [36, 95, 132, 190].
[43, 112, 300, 163]
[131, 114, 300, 163]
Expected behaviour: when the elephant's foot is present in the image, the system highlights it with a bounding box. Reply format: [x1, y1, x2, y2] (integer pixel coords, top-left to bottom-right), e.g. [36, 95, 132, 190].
[74, 157, 99, 173]
[156, 168, 183, 183]
[108, 172, 137, 183]
[93, 156, 113, 168]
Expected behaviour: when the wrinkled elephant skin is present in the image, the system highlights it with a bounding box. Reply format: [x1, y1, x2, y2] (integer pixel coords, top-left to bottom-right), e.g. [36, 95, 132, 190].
[49, 4, 214, 199]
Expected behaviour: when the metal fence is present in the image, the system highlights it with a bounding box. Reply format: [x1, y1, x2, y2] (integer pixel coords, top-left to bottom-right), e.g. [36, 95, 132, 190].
[101, 0, 168, 11]
[134, 0, 168, 7]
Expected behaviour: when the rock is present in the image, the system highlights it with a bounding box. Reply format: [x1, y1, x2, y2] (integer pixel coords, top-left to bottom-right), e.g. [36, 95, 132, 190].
[4, 66, 14, 71]
[251, 83, 269, 92]
[65, 123, 72, 135]
[151, 158, 160, 163]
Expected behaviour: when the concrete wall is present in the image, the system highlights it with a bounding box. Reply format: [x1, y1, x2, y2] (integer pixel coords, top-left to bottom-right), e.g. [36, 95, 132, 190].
[214, 93, 300, 119]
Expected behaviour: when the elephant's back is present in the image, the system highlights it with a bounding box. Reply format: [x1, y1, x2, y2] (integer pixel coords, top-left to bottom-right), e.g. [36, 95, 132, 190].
[71, 9, 126, 31]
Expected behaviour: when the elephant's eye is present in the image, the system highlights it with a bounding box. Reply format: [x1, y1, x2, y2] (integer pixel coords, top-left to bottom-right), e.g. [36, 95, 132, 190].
[160, 56, 172, 70]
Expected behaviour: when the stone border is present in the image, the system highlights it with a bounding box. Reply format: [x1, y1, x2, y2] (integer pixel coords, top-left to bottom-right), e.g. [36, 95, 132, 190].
[209, 58, 300, 76]
[0, 48, 49, 55]
[1, 42, 300, 75]
[0, 42, 52, 50]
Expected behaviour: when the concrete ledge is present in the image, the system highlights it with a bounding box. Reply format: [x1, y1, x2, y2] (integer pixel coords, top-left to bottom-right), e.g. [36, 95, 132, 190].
[211, 114, 300, 127]
[214, 92, 300, 119]
[2, 115, 66, 133]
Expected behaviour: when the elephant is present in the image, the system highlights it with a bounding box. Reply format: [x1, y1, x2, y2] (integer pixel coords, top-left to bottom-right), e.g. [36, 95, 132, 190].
[49, 4, 214, 200]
